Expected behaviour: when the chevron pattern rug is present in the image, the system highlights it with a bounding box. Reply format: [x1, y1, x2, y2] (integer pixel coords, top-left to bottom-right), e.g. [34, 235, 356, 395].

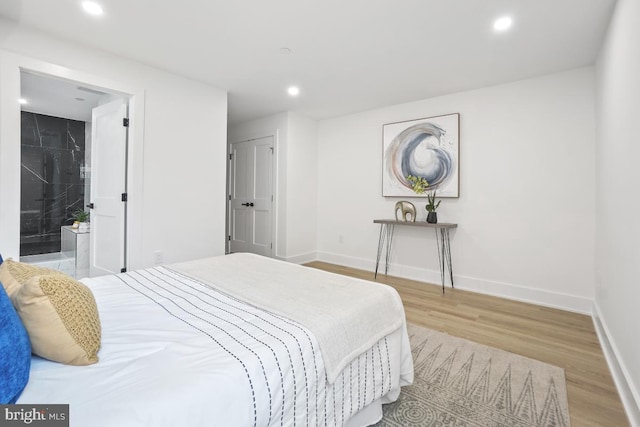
[376, 324, 570, 426]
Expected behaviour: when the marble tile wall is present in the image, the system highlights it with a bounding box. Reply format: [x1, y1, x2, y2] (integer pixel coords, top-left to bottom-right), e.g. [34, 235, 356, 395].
[20, 112, 86, 256]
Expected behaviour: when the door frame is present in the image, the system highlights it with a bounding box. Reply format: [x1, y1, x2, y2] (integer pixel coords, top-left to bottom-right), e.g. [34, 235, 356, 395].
[226, 134, 278, 257]
[0, 51, 145, 269]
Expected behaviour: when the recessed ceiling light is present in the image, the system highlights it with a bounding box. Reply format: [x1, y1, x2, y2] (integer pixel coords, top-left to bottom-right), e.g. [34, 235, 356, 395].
[18, 98, 27, 105]
[279, 48, 292, 55]
[82, 1, 104, 16]
[287, 86, 300, 97]
[75, 97, 85, 102]
[493, 16, 512, 32]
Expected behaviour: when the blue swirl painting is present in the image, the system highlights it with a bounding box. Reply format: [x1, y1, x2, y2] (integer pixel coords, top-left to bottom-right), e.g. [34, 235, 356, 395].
[383, 113, 459, 197]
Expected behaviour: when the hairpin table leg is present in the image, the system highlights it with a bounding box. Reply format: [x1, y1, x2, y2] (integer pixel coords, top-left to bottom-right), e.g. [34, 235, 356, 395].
[384, 224, 395, 276]
[374, 224, 386, 279]
[435, 228, 445, 293]
[375, 224, 396, 279]
[444, 228, 454, 288]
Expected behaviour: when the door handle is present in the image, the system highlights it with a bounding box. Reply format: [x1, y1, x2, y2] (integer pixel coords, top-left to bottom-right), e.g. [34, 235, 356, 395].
[87, 203, 95, 209]
[241, 202, 255, 207]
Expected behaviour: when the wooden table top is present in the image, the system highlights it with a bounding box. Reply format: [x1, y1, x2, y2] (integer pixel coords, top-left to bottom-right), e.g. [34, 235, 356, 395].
[373, 219, 458, 229]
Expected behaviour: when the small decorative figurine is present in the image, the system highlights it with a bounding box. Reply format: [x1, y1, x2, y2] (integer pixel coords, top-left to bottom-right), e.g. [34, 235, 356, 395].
[395, 201, 417, 222]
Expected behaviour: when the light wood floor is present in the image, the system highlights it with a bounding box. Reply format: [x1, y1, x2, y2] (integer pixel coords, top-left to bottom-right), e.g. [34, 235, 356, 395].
[305, 261, 629, 427]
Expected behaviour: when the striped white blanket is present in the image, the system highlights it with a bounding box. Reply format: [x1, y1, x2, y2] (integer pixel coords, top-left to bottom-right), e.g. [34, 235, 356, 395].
[172, 253, 407, 384]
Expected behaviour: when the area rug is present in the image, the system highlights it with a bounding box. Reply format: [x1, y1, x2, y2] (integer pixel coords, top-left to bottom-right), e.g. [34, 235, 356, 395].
[375, 324, 570, 426]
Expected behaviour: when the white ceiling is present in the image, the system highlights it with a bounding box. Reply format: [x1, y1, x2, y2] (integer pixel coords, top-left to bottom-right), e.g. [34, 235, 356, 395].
[0, 0, 616, 125]
[20, 71, 107, 122]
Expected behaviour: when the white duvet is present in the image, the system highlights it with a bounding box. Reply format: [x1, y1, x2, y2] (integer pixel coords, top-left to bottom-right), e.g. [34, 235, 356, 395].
[18, 257, 413, 426]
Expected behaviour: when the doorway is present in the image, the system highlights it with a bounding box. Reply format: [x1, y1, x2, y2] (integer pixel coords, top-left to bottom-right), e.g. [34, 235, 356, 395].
[228, 136, 274, 256]
[18, 71, 129, 278]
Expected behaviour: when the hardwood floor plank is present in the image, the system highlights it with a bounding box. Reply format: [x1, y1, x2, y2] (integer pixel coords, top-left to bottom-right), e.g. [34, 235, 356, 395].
[304, 261, 630, 426]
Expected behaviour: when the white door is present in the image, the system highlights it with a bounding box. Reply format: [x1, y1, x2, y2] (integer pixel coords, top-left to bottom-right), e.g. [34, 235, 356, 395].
[89, 99, 128, 276]
[229, 136, 273, 256]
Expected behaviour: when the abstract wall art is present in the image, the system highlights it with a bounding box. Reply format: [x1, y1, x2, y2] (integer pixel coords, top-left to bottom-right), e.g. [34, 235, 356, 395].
[383, 113, 459, 197]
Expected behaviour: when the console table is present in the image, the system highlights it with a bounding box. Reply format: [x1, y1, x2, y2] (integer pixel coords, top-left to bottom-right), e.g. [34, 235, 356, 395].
[373, 220, 457, 293]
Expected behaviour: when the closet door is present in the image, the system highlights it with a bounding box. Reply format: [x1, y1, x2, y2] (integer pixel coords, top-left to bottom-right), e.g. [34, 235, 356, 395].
[228, 136, 273, 256]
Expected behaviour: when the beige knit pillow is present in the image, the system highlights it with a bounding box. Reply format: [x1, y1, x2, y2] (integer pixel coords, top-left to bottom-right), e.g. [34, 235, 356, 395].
[0, 259, 20, 297]
[0, 259, 64, 298]
[12, 274, 101, 365]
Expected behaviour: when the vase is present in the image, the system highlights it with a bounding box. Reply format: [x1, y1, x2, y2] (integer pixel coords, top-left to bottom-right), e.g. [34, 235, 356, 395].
[426, 212, 438, 224]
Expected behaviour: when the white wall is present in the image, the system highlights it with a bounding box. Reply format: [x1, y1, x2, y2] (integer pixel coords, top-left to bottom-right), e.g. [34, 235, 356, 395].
[0, 20, 228, 268]
[285, 112, 318, 262]
[228, 111, 318, 262]
[317, 68, 596, 313]
[594, 0, 640, 423]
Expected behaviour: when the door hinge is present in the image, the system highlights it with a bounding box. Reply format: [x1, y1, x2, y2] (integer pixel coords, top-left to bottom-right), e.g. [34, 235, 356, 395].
[270, 243, 273, 249]
[270, 146, 274, 153]
[228, 235, 231, 241]
[228, 195, 231, 201]
[120, 267, 127, 273]
[229, 153, 233, 160]
[123, 118, 130, 127]
[271, 195, 273, 202]
[121, 193, 128, 202]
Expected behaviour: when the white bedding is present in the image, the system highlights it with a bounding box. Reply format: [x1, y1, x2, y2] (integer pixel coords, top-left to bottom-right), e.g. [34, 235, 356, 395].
[18, 256, 413, 426]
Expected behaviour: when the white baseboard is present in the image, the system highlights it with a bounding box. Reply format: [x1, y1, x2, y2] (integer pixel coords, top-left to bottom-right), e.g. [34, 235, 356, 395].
[315, 251, 592, 314]
[592, 302, 640, 427]
[284, 251, 318, 265]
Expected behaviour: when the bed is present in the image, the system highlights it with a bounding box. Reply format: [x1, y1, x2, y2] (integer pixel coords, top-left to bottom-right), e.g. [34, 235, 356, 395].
[16, 253, 413, 426]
